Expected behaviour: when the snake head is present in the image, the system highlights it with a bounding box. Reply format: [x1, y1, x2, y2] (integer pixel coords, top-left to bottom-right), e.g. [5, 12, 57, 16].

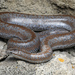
[6, 48, 19, 55]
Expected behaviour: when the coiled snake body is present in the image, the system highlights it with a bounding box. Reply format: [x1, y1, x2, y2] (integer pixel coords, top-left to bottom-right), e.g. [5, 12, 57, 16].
[0, 12, 75, 63]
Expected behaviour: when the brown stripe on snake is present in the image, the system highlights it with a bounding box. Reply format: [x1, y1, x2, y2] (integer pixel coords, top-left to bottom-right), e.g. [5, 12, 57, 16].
[0, 12, 75, 63]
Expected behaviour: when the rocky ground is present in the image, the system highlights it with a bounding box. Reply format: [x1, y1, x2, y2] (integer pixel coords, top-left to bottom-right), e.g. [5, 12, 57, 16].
[0, 0, 75, 15]
[0, 0, 75, 75]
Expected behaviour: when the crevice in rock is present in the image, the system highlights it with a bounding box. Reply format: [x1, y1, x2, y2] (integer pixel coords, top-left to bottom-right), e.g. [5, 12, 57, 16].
[0, 7, 7, 10]
[50, 3, 75, 15]
[51, 3, 75, 11]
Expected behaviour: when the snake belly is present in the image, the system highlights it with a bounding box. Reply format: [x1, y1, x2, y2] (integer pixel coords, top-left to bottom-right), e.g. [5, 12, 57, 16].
[0, 12, 75, 63]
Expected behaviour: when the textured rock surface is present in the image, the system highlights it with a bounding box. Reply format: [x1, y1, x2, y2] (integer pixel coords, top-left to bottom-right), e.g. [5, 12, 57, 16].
[35, 52, 75, 75]
[0, 0, 75, 15]
[50, 0, 75, 15]
[50, 0, 75, 9]
[0, 0, 75, 75]
[0, 41, 8, 60]
[66, 48, 75, 57]
[0, 51, 75, 75]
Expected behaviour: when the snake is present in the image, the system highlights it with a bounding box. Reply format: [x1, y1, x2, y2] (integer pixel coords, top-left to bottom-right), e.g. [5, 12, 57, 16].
[0, 12, 75, 63]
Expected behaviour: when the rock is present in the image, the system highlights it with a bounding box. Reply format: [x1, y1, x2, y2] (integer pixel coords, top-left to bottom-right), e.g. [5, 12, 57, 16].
[71, 57, 75, 65]
[0, 58, 36, 75]
[50, 0, 75, 9]
[35, 51, 75, 75]
[0, 41, 8, 60]
[65, 47, 75, 57]
[0, 0, 75, 15]
[0, 50, 75, 75]
[49, 0, 75, 15]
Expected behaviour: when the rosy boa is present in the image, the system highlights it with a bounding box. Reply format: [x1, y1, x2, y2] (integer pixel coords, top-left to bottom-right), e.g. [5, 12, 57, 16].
[0, 12, 75, 63]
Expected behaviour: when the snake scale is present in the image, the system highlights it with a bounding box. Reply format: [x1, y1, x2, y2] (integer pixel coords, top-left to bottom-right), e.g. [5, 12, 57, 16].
[0, 12, 75, 63]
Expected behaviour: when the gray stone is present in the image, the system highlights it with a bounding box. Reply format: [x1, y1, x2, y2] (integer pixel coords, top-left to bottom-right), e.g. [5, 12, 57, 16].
[0, 0, 75, 15]
[0, 50, 75, 75]
[69, 49, 75, 57]
[35, 51, 75, 75]
[50, 0, 75, 9]
[0, 41, 8, 60]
